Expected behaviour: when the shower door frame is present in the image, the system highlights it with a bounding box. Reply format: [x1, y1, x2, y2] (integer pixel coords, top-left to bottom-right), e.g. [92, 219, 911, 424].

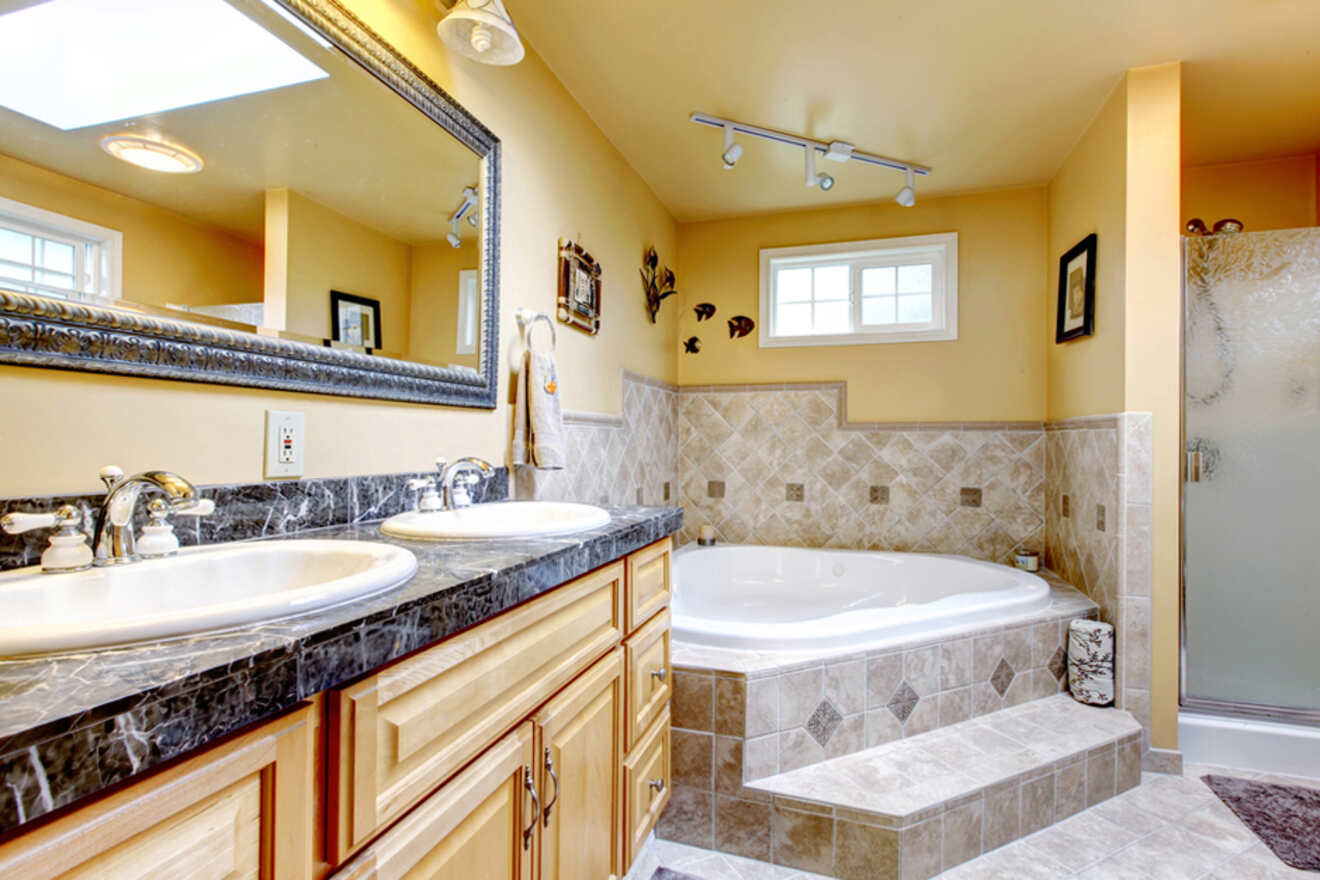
[1178, 234, 1320, 726]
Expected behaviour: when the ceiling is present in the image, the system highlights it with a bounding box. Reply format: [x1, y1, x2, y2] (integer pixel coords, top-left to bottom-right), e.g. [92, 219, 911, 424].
[0, 0, 479, 244]
[514, 0, 1320, 222]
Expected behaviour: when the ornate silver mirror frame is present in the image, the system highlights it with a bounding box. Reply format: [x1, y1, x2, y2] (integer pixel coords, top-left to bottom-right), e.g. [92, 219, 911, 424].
[0, 0, 500, 408]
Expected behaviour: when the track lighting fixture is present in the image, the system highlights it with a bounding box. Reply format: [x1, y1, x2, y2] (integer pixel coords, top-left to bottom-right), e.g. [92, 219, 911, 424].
[721, 123, 743, 169]
[446, 184, 479, 247]
[446, 218, 462, 249]
[804, 145, 834, 191]
[895, 167, 916, 207]
[691, 112, 930, 197]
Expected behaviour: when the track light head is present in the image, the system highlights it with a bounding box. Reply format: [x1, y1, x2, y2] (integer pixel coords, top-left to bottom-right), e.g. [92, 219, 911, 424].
[818, 174, 835, 191]
[804, 146, 834, 191]
[467, 210, 479, 227]
[721, 124, 742, 169]
[446, 230, 462, 248]
[895, 167, 916, 207]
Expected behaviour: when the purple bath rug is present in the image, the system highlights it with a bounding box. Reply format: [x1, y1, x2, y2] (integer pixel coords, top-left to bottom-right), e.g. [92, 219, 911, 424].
[1202, 774, 1320, 871]
[650, 870, 703, 880]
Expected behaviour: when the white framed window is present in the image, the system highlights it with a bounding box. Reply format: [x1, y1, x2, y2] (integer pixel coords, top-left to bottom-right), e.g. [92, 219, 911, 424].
[759, 232, 957, 347]
[455, 268, 479, 355]
[0, 195, 121, 302]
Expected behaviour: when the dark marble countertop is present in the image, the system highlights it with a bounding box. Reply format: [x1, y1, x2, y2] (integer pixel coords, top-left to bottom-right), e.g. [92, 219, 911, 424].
[0, 504, 682, 832]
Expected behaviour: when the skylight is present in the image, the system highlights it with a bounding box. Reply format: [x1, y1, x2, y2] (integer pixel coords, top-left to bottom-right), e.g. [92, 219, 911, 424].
[0, 0, 329, 131]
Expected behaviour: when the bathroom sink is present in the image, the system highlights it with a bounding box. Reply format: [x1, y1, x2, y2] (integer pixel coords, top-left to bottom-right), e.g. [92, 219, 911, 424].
[0, 540, 417, 656]
[380, 501, 611, 540]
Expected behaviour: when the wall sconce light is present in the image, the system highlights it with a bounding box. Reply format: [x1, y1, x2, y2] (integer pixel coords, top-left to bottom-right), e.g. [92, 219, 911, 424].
[436, 0, 524, 66]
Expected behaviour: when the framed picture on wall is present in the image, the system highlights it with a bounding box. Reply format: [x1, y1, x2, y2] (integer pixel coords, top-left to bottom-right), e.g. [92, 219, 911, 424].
[1055, 233, 1097, 343]
[556, 238, 602, 335]
[330, 290, 382, 350]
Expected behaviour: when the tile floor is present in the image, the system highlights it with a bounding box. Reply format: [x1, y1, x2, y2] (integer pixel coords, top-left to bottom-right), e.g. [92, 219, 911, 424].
[638, 764, 1319, 879]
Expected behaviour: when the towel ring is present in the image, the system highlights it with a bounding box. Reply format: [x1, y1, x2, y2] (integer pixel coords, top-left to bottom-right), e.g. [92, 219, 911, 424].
[516, 308, 556, 351]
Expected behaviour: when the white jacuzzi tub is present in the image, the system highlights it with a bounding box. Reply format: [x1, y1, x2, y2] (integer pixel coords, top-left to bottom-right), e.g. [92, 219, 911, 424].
[672, 543, 1050, 652]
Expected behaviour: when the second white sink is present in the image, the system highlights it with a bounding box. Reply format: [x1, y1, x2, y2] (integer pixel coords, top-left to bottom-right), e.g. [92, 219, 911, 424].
[380, 501, 611, 540]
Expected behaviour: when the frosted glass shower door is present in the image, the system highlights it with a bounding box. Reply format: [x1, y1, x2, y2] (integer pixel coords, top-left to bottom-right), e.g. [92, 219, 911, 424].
[1183, 228, 1320, 716]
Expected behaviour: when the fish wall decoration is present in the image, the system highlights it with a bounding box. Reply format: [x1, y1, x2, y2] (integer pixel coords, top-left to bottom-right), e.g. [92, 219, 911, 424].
[683, 336, 701, 353]
[727, 315, 755, 338]
[693, 302, 716, 322]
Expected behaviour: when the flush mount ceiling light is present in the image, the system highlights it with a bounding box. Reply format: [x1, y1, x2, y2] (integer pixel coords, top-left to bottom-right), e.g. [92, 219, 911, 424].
[691, 112, 930, 197]
[436, 0, 524, 66]
[0, 0, 328, 131]
[100, 134, 204, 174]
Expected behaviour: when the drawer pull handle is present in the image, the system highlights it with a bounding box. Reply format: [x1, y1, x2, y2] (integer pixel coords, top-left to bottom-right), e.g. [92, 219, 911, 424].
[542, 748, 560, 827]
[650, 667, 667, 683]
[649, 777, 665, 795]
[522, 766, 541, 850]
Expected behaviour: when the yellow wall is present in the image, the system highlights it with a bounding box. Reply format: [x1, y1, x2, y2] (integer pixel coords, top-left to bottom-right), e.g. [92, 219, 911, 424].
[0, 151, 262, 310]
[1045, 80, 1127, 420]
[675, 188, 1048, 422]
[409, 238, 480, 369]
[1124, 63, 1183, 752]
[279, 189, 412, 350]
[1182, 154, 1318, 232]
[0, 0, 677, 496]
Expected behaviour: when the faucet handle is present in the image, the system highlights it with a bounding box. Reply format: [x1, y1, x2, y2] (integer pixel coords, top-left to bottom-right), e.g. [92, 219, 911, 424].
[434, 456, 448, 475]
[98, 464, 124, 491]
[172, 499, 215, 516]
[1, 506, 91, 572]
[2, 505, 81, 535]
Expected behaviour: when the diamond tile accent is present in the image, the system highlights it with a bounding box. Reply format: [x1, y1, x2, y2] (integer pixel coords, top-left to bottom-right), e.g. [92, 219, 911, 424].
[805, 698, 844, 747]
[990, 658, 1015, 697]
[870, 485, 889, 504]
[1048, 645, 1067, 682]
[886, 681, 920, 723]
[708, 480, 726, 498]
[959, 487, 982, 507]
[785, 482, 804, 502]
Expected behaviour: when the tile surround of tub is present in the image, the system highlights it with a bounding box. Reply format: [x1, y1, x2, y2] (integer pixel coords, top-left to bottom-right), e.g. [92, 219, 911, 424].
[516, 369, 679, 507]
[660, 582, 1099, 860]
[676, 383, 1045, 564]
[1044, 413, 1154, 751]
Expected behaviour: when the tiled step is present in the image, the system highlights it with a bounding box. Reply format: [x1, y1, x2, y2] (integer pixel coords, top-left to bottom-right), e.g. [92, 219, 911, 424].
[742, 694, 1143, 880]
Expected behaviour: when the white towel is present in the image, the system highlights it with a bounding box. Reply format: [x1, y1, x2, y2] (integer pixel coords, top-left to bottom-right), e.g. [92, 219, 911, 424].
[511, 348, 565, 469]
[1068, 619, 1115, 706]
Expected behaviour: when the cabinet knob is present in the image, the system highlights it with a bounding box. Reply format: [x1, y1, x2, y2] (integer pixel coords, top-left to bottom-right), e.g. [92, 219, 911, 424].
[649, 777, 665, 795]
[650, 667, 667, 683]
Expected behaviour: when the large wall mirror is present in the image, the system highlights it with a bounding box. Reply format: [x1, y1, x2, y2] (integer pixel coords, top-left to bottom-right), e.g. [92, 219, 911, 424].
[0, 0, 499, 406]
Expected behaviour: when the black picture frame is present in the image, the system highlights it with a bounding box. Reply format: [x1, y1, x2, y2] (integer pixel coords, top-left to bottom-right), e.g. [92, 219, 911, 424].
[330, 290, 382, 351]
[1055, 233, 1097, 343]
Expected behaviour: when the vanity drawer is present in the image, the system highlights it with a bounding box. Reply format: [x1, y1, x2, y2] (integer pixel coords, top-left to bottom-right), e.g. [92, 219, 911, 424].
[334, 722, 536, 880]
[622, 709, 670, 868]
[0, 704, 313, 880]
[329, 561, 625, 863]
[625, 538, 671, 634]
[624, 608, 671, 752]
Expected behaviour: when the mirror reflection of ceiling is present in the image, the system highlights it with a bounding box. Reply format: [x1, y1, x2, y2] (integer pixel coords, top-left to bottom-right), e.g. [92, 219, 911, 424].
[0, 0, 480, 246]
[514, 0, 1320, 221]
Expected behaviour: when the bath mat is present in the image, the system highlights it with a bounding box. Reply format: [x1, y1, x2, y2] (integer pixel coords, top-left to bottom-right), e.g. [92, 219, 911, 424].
[650, 869, 703, 880]
[1202, 774, 1320, 871]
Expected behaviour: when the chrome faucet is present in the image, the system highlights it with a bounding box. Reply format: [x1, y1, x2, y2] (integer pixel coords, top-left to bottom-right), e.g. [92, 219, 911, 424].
[91, 465, 201, 566]
[439, 457, 494, 509]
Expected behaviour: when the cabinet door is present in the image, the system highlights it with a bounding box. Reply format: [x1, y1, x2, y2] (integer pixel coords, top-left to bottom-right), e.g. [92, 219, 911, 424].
[534, 648, 624, 880]
[335, 722, 537, 880]
[625, 538, 671, 634]
[624, 608, 671, 752]
[0, 705, 314, 880]
[622, 709, 670, 869]
[330, 561, 624, 862]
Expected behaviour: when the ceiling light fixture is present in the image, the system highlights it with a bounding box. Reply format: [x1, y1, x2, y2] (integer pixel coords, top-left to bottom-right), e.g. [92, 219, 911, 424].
[804, 145, 834, 191]
[0, 0, 328, 131]
[721, 124, 743, 169]
[895, 167, 916, 207]
[100, 133, 204, 174]
[436, 0, 524, 66]
[691, 112, 930, 197]
[446, 185, 479, 247]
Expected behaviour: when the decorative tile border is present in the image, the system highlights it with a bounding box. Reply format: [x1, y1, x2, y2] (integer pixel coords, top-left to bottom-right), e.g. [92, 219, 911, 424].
[517, 370, 679, 507]
[1044, 412, 1155, 751]
[0, 468, 508, 572]
[677, 384, 1046, 563]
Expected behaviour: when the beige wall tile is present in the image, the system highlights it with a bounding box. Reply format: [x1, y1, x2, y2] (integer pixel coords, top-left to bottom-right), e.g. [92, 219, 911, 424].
[746, 676, 779, 738]
[835, 819, 899, 880]
[779, 667, 825, 730]
[715, 795, 772, 862]
[825, 659, 867, 715]
[942, 798, 985, 870]
[982, 779, 1022, 851]
[1055, 759, 1087, 820]
[898, 816, 943, 880]
[772, 804, 835, 875]
[1087, 743, 1117, 806]
[715, 676, 747, 737]
[673, 671, 715, 732]
[1020, 774, 1055, 835]
[657, 785, 714, 848]
[673, 729, 714, 789]
[867, 653, 904, 708]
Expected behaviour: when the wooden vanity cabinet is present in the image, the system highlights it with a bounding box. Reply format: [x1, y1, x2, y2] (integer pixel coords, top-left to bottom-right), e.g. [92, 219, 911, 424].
[0, 703, 315, 880]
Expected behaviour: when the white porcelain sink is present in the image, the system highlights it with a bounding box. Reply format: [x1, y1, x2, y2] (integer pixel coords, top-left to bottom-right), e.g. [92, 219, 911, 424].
[0, 540, 417, 656]
[380, 501, 611, 540]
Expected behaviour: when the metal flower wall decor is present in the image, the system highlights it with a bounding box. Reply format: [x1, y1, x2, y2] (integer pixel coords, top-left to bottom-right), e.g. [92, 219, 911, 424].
[640, 247, 677, 323]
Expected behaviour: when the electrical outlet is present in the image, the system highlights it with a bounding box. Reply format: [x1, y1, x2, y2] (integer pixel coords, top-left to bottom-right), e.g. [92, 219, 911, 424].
[264, 410, 305, 479]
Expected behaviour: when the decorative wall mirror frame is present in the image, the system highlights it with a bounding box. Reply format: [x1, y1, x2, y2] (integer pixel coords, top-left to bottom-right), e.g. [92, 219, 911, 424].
[0, 0, 500, 408]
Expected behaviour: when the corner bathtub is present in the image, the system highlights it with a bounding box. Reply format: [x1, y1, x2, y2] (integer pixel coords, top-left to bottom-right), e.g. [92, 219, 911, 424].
[671, 544, 1050, 652]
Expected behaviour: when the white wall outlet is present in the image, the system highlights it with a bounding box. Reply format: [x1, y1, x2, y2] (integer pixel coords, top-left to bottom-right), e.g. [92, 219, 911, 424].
[264, 410, 305, 479]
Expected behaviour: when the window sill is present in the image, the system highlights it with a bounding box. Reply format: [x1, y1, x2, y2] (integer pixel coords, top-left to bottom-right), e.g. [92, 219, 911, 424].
[759, 327, 958, 347]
